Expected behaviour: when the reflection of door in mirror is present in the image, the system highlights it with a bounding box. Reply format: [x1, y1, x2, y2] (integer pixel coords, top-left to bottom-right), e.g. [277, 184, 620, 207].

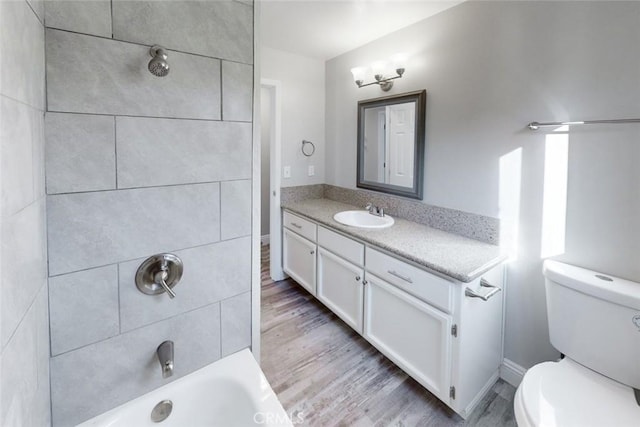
[386, 102, 415, 187]
[363, 102, 415, 186]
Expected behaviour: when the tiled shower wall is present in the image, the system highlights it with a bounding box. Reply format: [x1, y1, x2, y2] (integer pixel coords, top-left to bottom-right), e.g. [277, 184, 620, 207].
[44, 1, 254, 425]
[0, 0, 50, 425]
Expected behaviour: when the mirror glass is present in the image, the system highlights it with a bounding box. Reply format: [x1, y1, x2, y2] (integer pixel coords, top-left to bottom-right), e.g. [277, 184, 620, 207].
[357, 90, 426, 199]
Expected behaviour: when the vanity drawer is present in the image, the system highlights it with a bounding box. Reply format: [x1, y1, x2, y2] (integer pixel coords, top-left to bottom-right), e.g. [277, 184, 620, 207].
[366, 248, 453, 313]
[318, 226, 364, 266]
[283, 211, 317, 242]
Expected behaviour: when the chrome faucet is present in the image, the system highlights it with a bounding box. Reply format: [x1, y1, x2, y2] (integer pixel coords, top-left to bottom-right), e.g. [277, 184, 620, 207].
[365, 203, 385, 217]
[157, 340, 174, 378]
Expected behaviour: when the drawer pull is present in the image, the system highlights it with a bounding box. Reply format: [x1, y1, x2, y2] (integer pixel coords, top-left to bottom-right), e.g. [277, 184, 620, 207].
[290, 222, 302, 229]
[465, 278, 502, 301]
[388, 270, 413, 284]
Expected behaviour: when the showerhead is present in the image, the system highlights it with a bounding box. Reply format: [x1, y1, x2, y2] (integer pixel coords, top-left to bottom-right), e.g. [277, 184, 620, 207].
[148, 45, 170, 77]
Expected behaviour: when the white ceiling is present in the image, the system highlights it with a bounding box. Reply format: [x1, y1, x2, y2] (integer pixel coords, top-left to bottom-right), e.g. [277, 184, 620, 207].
[259, 0, 462, 61]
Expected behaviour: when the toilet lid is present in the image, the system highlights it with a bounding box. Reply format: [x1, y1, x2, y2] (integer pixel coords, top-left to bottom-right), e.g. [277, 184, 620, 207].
[519, 359, 640, 427]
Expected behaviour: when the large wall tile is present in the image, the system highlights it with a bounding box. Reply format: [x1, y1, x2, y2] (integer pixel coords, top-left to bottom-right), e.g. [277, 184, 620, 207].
[32, 109, 46, 202]
[46, 29, 221, 119]
[50, 303, 221, 426]
[0, 0, 45, 108]
[112, 0, 253, 64]
[34, 285, 51, 427]
[0, 286, 50, 427]
[0, 96, 43, 217]
[48, 183, 220, 276]
[46, 113, 116, 194]
[119, 237, 251, 332]
[222, 61, 254, 122]
[45, 0, 112, 38]
[221, 291, 251, 357]
[116, 117, 252, 188]
[1, 198, 47, 348]
[1, 294, 37, 425]
[26, 0, 44, 24]
[221, 180, 252, 240]
[49, 265, 119, 355]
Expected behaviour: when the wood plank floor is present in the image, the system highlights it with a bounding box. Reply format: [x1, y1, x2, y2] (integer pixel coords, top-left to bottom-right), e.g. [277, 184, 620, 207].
[260, 245, 517, 427]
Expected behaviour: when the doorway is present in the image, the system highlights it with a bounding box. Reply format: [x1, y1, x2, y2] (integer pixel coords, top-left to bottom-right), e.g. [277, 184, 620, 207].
[260, 79, 285, 281]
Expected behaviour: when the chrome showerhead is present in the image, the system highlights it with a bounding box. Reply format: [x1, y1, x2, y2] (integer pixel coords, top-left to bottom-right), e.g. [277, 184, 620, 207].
[148, 45, 169, 77]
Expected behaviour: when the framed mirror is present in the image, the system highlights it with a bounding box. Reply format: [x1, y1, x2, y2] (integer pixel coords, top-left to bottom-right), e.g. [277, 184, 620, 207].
[357, 90, 426, 199]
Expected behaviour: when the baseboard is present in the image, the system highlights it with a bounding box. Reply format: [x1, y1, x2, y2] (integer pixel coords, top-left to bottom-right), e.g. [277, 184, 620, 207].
[260, 234, 270, 245]
[500, 358, 526, 388]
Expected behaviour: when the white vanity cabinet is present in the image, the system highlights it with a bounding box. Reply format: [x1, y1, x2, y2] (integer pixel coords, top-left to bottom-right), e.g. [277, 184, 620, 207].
[281, 209, 505, 418]
[316, 227, 365, 333]
[363, 273, 453, 402]
[363, 247, 504, 416]
[282, 212, 317, 295]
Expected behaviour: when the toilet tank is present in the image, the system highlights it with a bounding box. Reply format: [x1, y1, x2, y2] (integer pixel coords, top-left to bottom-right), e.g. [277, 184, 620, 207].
[543, 260, 640, 389]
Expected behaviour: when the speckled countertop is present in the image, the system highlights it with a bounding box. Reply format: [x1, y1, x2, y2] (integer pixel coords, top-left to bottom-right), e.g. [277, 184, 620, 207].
[282, 198, 506, 283]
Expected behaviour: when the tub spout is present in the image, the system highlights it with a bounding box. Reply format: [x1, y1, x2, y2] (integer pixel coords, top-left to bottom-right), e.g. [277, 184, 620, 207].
[157, 340, 174, 378]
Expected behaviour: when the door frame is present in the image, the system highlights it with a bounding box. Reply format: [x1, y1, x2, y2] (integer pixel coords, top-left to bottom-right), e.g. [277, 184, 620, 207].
[261, 78, 285, 281]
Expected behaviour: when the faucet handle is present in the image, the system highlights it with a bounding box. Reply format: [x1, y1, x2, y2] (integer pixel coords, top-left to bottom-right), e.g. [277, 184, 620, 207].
[135, 253, 182, 299]
[154, 270, 176, 299]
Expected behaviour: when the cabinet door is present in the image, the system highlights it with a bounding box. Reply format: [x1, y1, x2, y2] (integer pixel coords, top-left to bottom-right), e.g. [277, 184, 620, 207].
[364, 274, 452, 402]
[317, 248, 364, 333]
[283, 228, 316, 295]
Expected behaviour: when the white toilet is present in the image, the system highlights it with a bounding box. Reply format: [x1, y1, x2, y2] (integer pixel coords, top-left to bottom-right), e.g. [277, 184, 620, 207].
[514, 260, 640, 427]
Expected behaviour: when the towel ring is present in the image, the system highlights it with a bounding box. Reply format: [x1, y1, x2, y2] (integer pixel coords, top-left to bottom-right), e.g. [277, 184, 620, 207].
[301, 140, 315, 157]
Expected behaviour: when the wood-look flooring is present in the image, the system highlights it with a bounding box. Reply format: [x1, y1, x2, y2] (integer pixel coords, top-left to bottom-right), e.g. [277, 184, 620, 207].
[260, 245, 517, 427]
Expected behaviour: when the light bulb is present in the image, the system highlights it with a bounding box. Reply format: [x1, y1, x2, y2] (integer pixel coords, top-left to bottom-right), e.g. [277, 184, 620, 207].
[350, 66, 366, 86]
[391, 53, 407, 70]
[370, 61, 387, 80]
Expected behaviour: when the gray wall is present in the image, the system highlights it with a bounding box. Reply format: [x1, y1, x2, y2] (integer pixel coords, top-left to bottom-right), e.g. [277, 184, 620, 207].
[326, 1, 640, 369]
[44, 1, 254, 425]
[261, 47, 326, 187]
[0, 0, 50, 425]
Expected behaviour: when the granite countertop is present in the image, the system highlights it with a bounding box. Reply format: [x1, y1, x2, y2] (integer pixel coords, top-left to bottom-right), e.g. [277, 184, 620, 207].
[282, 198, 507, 283]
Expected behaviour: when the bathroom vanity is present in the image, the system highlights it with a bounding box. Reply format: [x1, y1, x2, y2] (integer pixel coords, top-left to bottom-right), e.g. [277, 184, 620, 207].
[281, 198, 506, 418]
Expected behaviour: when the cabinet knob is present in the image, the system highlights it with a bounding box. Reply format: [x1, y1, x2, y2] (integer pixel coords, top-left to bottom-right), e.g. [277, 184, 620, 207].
[355, 276, 361, 281]
[310, 250, 315, 255]
[362, 280, 368, 285]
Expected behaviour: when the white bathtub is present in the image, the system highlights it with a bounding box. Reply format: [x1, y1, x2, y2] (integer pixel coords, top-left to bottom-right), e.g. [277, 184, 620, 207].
[79, 349, 292, 427]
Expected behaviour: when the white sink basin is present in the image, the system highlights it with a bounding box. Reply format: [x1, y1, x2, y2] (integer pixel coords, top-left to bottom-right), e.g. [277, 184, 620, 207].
[333, 210, 394, 229]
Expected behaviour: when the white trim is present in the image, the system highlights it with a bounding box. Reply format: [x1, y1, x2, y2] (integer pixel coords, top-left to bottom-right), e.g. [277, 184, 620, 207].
[260, 234, 270, 245]
[461, 370, 500, 419]
[500, 358, 527, 388]
[261, 78, 285, 282]
[251, 0, 262, 363]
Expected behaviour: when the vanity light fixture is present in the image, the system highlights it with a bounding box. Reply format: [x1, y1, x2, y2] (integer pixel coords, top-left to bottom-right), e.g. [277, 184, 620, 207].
[351, 54, 407, 91]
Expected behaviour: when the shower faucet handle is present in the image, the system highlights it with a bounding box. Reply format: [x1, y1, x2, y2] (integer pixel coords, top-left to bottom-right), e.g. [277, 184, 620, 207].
[135, 253, 183, 299]
[154, 269, 176, 299]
